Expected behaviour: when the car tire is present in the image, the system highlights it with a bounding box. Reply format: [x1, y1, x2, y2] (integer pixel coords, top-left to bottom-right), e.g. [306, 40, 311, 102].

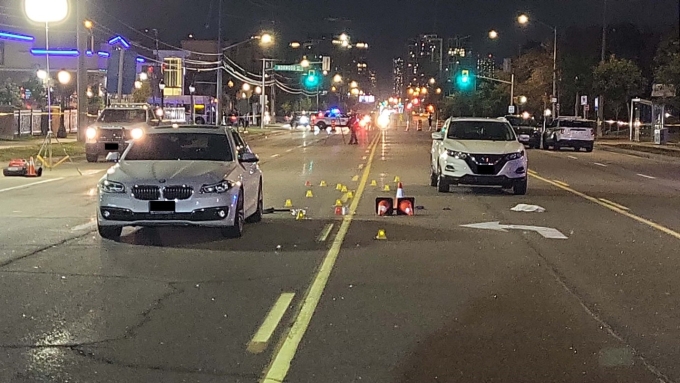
[585, 145, 593, 152]
[246, 182, 263, 223]
[221, 192, 244, 238]
[316, 122, 327, 130]
[513, 178, 528, 195]
[437, 174, 450, 193]
[430, 166, 438, 187]
[98, 225, 122, 241]
[541, 139, 549, 150]
[86, 154, 98, 163]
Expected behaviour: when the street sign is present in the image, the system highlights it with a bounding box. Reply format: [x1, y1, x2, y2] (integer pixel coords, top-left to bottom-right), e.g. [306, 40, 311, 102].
[508, 105, 516, 114]
[460, 221, 568, 239]
[584, 104, 590, 111]
[273, 64, 304, 72]
[322, 56, 331, 72]
[594, 97, 599, 111]
[581, 95, 588, 106]
[551, 97, 558, 103]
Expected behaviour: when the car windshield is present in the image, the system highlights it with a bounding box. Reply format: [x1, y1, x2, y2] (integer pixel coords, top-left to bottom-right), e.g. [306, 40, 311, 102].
[123, 133, 233, 162]
[97, 109, 148, 123]
[447, 121, 516, 141]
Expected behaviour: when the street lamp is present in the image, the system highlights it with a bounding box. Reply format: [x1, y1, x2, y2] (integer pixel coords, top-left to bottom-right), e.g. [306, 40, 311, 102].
[350, 81, 358, 89]
[436, 88, 442, 94]
[489, 30, 499, 39]
[519, 95, 528, 104]
[25, 0, 69, 137]
[290, 41, 301, 48]
[139, 72, 148, 81]
[255, 86, 262, 94]
[189, 84, 196, 124]
[36, 69, 47, 81]
[134, 81, 142, 89]
[259, 33, 273, 46]
[57, 70, 71, 85]
[339, 33, 349, 42]
[242, 83, 251, 91]
[158, 80, 165, 108]
[428, 78, 436, 85]
[517, 13, 557, 117]
[300, 59, 310, 68]
[333, 74, 342, 83]
[421, 87, 428, 94]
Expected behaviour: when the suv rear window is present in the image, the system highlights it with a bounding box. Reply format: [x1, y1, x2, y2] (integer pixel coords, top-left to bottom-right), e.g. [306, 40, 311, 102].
[554, 120, 596, 129]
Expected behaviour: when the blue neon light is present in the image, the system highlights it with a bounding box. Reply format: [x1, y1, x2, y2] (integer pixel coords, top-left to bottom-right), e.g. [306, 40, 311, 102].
[108, 35, 130, 49]
[97, 51, 110, 58]
[136, 57, 145, 63]
[0, 31, 34, 42]
[31, 49, 79, 56]
[86, 50, 93, 56]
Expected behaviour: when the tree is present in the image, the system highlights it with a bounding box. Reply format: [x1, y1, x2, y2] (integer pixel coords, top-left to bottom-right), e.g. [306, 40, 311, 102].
[653, 35, 680, 108]
[593, 56, 646, 119]
[132, 81, 152, 103]
[0, 79, 22, 107]
[513, 48, 553, 115]
[21, 75, 46, 107]
[280, 101, 293, 115]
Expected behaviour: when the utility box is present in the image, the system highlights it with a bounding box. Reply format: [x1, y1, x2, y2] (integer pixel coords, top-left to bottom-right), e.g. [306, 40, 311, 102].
[654, 128, 669, 145]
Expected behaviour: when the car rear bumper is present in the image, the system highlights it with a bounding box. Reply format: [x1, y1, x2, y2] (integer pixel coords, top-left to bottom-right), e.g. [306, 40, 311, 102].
[556, 139, 594, 147]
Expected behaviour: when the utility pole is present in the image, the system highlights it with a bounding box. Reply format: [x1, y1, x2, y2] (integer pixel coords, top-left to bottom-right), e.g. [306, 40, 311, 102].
[597, 0, 607, 137]
[76, 0, 87, 141]
[215, 0, 223, 125]
[260, 58, 266, 129]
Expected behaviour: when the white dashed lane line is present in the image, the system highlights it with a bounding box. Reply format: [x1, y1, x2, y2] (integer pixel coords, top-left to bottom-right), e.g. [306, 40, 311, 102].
[594, 162, 607, 167]
[637, 173, 656, 180]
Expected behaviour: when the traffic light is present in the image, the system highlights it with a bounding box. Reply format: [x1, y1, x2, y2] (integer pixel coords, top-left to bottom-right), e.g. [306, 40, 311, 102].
[456, 69, 475, 91]
[303, 70, 320, 89]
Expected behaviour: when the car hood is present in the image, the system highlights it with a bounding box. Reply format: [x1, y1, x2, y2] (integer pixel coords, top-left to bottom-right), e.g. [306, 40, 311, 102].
[105, 161, 239, 185]
[90, 122, 151, 129]
[443, 139, 523, 155]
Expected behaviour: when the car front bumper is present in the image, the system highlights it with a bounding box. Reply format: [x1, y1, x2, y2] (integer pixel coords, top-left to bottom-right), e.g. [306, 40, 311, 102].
[440, 155, 527, 187]
[98, 191, 239, 228]
[86, 141, 128, 156]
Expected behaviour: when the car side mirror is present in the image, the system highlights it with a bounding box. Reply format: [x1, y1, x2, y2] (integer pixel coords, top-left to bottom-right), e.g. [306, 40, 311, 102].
[431, 132, 444, 140]
[105, 152, 120, 163]
[239, 152, 259, 163]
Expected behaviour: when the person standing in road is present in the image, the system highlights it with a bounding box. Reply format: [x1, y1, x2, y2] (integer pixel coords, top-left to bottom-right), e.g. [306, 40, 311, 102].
[428, 113, 434, 131]
[348, 113, 359, 145]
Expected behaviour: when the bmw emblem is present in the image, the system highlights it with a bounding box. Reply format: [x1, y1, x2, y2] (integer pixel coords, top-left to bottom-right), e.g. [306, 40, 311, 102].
[158, 179, 166, 183]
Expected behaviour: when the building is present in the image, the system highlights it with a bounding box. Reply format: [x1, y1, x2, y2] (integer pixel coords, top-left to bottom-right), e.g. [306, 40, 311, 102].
[405, 34, 444, 91]
[392, 57, 404, 96]
[477, 54, 495, 78]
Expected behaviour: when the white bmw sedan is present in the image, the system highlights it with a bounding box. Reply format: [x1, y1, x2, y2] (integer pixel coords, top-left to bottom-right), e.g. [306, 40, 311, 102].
[97, 125, 263, 240]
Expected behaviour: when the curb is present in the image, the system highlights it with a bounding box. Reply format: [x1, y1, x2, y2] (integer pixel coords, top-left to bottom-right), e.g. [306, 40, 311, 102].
[596, 144, 680, 164]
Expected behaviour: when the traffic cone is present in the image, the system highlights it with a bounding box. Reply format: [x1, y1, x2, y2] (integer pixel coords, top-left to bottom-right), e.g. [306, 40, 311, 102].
[319, 180, 327, 187]
[335, 199, 343, 207]
[306, 190, 314, 198]
[375, 229, 387, 240]
[383, 184, 391, 192]
[305, 180, 312, 187]
[296, 209, 306, 220]
[26, 157, 38, 177]
[396, 182, 405, 199]
[336, 183, 343, 190]
[341, 185, 348, 193]
[284, 199, 293, 208]
[375, 197, 393, 216]
[370, 180, 378, 187]
[351, 175, 359, 182]
[394, 176, 400, 183]
[335, 206, 344, 215]
[346, 191, 354, 199]
[397, 198, 415, 216]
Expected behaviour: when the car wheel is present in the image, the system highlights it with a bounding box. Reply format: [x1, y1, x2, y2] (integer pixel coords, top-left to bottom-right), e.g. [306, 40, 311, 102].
[317, 122, 327, 130]
[437, 174, 450, 193]
[552, 142, 560, 151]
[541, 139, 549, 150]
[98, 225, 122, 241]
[86, 154, 98, 163]
[430, 168, 438, 187]
[221, 192, 244, 238]
[246, 182, 263, 223]
[513, 178, 528, 195]
[585, 145, 593, 152]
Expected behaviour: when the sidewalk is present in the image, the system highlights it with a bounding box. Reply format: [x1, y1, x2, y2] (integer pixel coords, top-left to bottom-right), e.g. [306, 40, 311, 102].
[0, 136, 77, 150]
[596, 138, 680, 159]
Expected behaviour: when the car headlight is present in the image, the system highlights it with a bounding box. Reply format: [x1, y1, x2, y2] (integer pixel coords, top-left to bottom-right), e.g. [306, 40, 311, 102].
[446, 150, 468, 159]
[299, 116, 309, 124]
[100, 179, 125, 193]
[505, 151, 525, 160]
[86, 127, 97, 140]
[130, 128, 144, 140]
[200, 180, 237, 194]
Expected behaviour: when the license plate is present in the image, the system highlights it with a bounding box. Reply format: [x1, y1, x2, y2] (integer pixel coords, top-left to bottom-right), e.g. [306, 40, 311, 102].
[104, 143, 119, 151]
[149, 201, 175, 212]
[477, 165, 495, 175]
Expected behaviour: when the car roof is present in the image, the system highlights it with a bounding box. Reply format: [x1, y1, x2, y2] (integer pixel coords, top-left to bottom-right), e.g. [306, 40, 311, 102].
[148, 124, 233, 135]
[448, 117, 510, 123]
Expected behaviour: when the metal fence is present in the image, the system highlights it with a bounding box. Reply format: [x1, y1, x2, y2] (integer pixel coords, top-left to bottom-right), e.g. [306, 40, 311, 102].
[0, 109, 89, 140]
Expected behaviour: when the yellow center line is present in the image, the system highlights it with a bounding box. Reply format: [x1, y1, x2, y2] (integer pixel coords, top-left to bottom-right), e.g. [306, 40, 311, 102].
[598, 198, 630, 211]
[247, 292, 296, 354]
[552, 180, 570, 187]
[261, 131, 381, 383]
[529, 172, 680, 241]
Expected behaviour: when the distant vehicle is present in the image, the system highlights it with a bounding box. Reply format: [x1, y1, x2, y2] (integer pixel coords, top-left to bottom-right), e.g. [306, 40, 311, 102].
[505, 115, 540, 149]
[291, 113, 312, 129]
[542, 116, 596, 152]
[314, 109, 350, 129]
[148, 95, 218, 125]
[85, 103, 159, 163]
[97, 125, 263, 241]
[430, 117, 528, 195]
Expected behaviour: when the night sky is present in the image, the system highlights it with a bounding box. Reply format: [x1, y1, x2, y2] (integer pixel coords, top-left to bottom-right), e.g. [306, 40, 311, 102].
[6, 0, 679, 85]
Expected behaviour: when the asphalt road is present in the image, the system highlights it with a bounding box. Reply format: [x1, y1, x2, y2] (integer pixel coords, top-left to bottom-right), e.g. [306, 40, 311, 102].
[1, 126, 680, 382]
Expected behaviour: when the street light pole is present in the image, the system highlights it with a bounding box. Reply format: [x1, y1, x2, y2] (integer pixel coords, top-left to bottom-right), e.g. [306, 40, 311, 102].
[189, 84, 196, 124]
[552, 26, 557, 118]
[159, 80, 165, 108]
[216, 0, 223, 125]
[261, 58, 266, 129]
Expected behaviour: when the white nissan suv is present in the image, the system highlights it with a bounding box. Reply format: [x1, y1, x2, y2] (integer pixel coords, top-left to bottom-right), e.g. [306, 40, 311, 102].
[430, 117, 528, 195]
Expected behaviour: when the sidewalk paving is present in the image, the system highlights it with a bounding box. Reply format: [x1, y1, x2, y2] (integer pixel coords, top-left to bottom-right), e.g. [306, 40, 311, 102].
[596, 138, 680, 159]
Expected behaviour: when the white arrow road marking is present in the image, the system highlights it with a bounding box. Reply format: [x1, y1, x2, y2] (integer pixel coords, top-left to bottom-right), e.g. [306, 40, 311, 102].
[461, 221, 568, 239]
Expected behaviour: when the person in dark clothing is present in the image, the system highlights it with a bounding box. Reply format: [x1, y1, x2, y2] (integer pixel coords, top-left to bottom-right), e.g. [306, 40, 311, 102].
[428, 113, 434, 131]
[348, 113, 359, 145]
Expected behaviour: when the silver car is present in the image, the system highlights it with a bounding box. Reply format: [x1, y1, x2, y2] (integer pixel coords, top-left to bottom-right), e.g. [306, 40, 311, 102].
[97, 125, 263, 240]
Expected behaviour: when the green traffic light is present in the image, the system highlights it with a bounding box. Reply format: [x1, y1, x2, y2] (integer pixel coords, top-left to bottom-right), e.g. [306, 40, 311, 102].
[303, 71, 320, 88]
[456, 69, 474, 90]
